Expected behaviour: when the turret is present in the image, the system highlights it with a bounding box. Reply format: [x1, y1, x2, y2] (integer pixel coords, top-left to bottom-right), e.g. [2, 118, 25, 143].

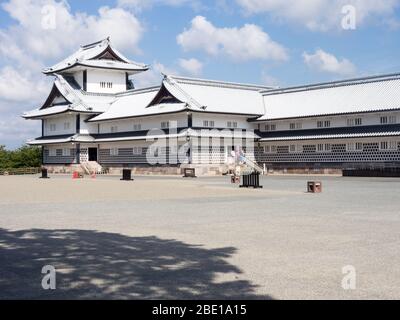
[42, 37, 149, 94]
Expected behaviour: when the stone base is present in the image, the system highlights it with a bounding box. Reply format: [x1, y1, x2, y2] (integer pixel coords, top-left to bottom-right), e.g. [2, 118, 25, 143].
[42, 164, 233, 176]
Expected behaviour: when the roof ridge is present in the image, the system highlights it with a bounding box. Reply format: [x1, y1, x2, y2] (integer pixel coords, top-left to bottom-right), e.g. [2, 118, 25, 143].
[261, 72, 400, 96]
[164, 76, 204, 110]
[169, 75, 272, 91]
[81, 37, 109, 50]
[116, 86, 161, 97]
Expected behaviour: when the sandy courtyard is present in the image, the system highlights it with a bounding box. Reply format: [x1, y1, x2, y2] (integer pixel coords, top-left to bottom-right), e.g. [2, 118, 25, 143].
[0, 174, 399, 300]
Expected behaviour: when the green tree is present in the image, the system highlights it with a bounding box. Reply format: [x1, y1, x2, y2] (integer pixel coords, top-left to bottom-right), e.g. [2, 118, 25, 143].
[0, 145, 41, 169]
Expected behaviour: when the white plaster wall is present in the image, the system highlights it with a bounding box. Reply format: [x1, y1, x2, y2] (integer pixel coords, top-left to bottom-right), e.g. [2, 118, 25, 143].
[86, 69, 126, 93]
[257, 111, 400, 132]
[44, 114, 76, 136]
[80, 114, 98, 135]
[192, 113, 252, 129]
[98, 114, 188, 134]
[259, 137, 400, 148]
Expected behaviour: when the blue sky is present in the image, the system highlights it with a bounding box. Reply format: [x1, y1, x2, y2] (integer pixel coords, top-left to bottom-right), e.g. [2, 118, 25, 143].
[0, 0, 400, 148]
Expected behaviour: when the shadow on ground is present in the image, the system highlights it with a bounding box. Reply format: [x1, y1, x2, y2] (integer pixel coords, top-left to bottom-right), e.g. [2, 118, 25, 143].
[0, 228, 271, 300]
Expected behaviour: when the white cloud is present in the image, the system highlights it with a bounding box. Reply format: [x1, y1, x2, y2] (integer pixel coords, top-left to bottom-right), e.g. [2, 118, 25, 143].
[0, 0, 145, 148]
[177, 16, 288, 62]
[236, 0, 400, 31]
[134, 61, 178, 88]
[0, 67, 50, 105]
[178, 58, 203, 76]
[303, 49, 357, 76]
[1, 0, 144, 62]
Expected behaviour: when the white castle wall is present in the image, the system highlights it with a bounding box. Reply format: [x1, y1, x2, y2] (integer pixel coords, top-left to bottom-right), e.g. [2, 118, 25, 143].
[86, 69, 126, 94]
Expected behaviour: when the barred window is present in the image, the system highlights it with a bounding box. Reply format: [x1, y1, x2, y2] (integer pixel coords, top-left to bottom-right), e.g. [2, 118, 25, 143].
[133, 147, 142, 155]
[161, 121, 170, 129]
[62, 148, 70, 157]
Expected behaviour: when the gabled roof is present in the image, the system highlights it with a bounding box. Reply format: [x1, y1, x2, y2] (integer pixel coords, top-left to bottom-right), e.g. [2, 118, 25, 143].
[87, 75, 269, 122]
[23, 74, 115, 119]
[257, 73, 400, 121]
[88, 86, 176, 122]
[43, 38, 149, 75]
[162, 75, 269, 116]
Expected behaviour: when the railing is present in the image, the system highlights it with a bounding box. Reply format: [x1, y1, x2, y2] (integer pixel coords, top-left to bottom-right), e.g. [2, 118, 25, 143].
[241, 155, 264, 174]
[0, 167, 41, 176]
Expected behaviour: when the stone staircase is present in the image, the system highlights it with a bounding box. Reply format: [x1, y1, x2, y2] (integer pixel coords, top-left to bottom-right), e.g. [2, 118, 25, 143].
[81, 161, 104, 175]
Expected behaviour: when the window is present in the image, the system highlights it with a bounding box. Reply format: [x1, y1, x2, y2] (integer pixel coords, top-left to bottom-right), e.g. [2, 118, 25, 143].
[265, 124, 270, 131]
[110, 148, 118, 156]
[203, 120, 215, 128]
[381, 141, 397, 150]
[347, 118, 362, 126]
[347, 143, 355, 151]
[133, 147, 142, 155]
[289, 123, 302, 130]
[380, 116, 388, 124]
[63, 122, 70, 130]
[317, 144, 324, 152]
[161, 121, 170, 129]
[348, 142, 363, 152]
[317, 120, 330, 128]
[289, 145, 296, 153]
[111, 126, 118, 133]
[325, 144, 332, 152]
[263, 145, 270, 153]
[49, 124, 56, 132]
[270, 124, 276, 131]
[49, 149, 56, 157]
[227, 121, 238, 128]
[133, 123, 142, 131]
[100, 82, 112, 89]
[380, 141, 389, 150]
[389, 116, 397, 124]
[62, 148, 70, 157]
[271, 146, 277, 153]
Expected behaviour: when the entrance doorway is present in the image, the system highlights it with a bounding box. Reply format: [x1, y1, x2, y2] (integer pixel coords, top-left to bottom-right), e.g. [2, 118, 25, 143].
[88, 148, 98, 162]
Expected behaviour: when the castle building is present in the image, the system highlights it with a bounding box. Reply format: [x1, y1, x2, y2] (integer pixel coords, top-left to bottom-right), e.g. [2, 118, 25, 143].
[23, 38, 400, 175]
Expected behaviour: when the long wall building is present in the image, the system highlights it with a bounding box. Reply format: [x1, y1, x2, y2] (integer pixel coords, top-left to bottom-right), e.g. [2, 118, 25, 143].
[23, 38, 400, 175]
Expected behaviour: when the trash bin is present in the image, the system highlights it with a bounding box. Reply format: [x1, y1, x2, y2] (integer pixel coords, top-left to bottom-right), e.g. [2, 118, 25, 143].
[121, 169, 134, 181]
[40, 168, 49, 179]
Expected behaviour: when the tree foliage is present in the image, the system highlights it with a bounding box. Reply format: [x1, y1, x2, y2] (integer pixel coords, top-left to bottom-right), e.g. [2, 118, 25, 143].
[0, 145, 41, 169]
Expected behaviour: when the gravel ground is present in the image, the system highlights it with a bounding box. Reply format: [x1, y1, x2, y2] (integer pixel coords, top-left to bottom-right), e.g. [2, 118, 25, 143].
[0, 174, 399, 300]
